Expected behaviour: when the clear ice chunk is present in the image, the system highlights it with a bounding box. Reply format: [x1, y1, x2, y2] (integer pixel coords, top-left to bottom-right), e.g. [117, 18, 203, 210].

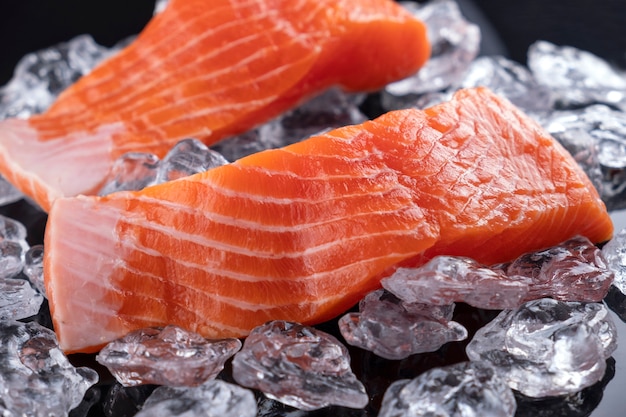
[466, 298, 617, 397]
[155, 138, 228, 183]
[153, 0, 170, 15]
[457, 56, 554, 113]
[0, 34, 118, 119]
[134, 380, 257, 417]
[213, 88, 367, 161]
[231, 320, 368, 411]
[0, 320, 98, 416]
[382, 237, 613, 310]
[378, 361, 517, 417]
[0, 278, 43, 320]
[527, 41, 626, 111]
[0, 213, 28, 243]
[382, 256, 530, 310]
[505, 236, 614, 303]
[96, 325, 241, 387]
[338, 289, 467, 360]
[98, 153, 160, 196]
[0, 240, 25, 279]
[382, 0, 481, 110]
[23, 245, 46, 296]
[602, 227, 626, 294]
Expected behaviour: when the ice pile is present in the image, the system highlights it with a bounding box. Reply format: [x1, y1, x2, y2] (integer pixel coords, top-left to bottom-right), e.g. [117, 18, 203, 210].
[466, 298, 617, 397]
[0, 35, 120, 120]
[0, 320, 99, 416]
[232, 320, 368, 411]
[338, 289, 467, 360]
[0, 215, 43, 320]
[96, 325, 241, 387]
[382, 236, 613, 310]
[383, 0, 481, 109]
[134, 380, 257, 417]
[378, 361, 516, 417]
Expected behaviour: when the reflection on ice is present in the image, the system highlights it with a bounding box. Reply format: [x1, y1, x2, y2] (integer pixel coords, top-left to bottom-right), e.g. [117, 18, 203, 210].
[0, 320, 98, 416]
[382, 237, 613, 310]
[134, 380, 257, 417]
[96, 325, 241, 387]
[466, 298, 617, 398]
[338, 289, 467, 360]
[378, 361, 516, 417]
[232, 320, 368, 411]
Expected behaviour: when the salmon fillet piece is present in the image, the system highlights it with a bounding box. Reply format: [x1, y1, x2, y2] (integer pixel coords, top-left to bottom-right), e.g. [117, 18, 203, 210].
[44, 88, 613, 353]
[0, 0, 429, 212]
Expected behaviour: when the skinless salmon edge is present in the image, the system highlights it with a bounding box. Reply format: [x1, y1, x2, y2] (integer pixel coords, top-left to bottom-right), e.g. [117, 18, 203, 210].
[44, 87, 613, 353]
[0, 0, 430, 212]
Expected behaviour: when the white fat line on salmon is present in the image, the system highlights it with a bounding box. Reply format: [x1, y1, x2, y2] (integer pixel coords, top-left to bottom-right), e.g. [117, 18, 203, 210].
[118, 233, 419, 285]
[131, 193, 420, 232]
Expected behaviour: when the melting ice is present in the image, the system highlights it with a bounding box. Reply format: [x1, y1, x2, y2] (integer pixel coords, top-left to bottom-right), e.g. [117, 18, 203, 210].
[96, 325, 241, 387]
[378, 361, 517, 417]
[232, 320, 368, 411]
[338, 289, 467, 360]
[0, 320, 98, 416]
[382, 237, 613, 310]
[134, 380, 257, 417]
[466, 298, 617, 397]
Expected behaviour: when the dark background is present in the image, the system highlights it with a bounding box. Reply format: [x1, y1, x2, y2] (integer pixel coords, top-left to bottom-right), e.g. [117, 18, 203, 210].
[0, 0, 625, 85]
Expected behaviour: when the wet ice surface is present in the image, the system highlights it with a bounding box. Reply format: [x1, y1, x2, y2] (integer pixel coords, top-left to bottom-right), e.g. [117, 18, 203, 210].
[382, 237, 613, 310]
[378, 361, 516, 417]
[98, 139, 228, 195]
[466, 298, 617, 398]
[0, 320, 98, 416]
[134, 380, 257, 417]
[0, 34, 120, 120]
[382, 0, 480, 109]
[96, 325, 241, 387]
[338, 289, 467, 360]
[23, 244, 46, 296]
[0, 278, 43, 320]
[232, 321, 368, 411]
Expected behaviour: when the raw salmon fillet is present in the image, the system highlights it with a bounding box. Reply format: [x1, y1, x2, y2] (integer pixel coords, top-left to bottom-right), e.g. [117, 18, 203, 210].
[0, 0, 429, 212]
[44, 88, 613, 353]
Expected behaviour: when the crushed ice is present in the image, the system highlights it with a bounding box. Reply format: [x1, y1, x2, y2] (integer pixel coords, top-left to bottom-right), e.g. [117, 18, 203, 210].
[232, 320, 368, 411]
[96, 325, 241, 387]
[338, 289, 467, 360]
[0, 320, 99, 416]
[378, 361, 517, 417]
[466, 298, 617, 397]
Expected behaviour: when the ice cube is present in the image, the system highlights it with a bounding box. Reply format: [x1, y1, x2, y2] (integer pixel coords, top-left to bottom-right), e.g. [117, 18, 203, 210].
[0, 278, 43, 320]
[538, 104, 626, 209]
[0, 176, 23, 207]
[231, 320, 368, 411]
[602, 227, 626, 293]
[378, 361, 517, 417]
[98, 153, 160, 195]
[382, 0, 481, 109]
[507, 236, 613, 303]
[338, 290, 467, 360]
[458, 56, 554, 112]
[96, 325, 241, 387]
[155, 138, 228, 183]
[134, 380, 257, 417]
[0, 240, 25, 279]
[23, 245, 45, 296]
[0, 320, 98, 416]
[382, 255, 530, 310]
[527, 41, 626, 111]
[466, 298, 617, 397]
